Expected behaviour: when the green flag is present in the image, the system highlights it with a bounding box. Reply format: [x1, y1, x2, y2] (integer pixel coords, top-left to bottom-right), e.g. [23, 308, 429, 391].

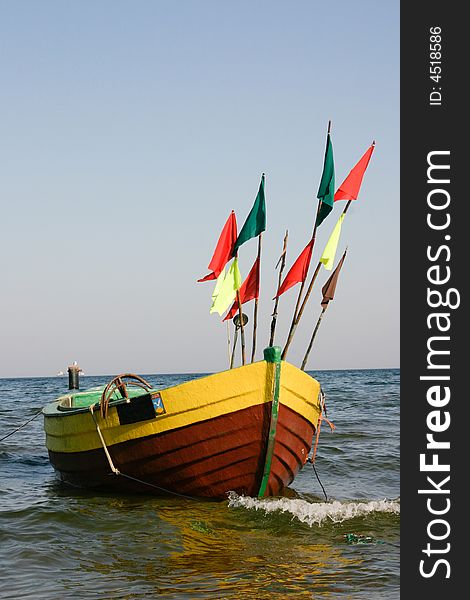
[319, 213, 345, 270]
[233, 174, 266, 255]
[316, 133, 335, 227]
[210, 258, 242, 315]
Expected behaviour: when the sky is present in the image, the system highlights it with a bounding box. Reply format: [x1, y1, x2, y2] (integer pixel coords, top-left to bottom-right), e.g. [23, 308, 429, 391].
[0, 0, 399, 378]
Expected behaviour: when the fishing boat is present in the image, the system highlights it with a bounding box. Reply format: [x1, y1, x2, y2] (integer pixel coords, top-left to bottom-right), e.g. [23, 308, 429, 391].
[42, 128, 373, 500]
[43, 347, 322, 499]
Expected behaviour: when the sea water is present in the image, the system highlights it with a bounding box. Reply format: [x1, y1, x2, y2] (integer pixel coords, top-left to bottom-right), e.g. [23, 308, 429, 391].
[0, 369, 399, 599]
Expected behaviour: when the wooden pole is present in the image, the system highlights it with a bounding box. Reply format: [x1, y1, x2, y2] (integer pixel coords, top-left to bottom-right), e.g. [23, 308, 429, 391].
[230, 326, 238, 369]
[226, 319, 231, 368]
[296, 201, 352, 321]
[236, 288, 246, 366]
[250, 233, 262, 363]
[281, 260, 321, 360]
[282, 198, 352, 360]
[251, 302, 257, 362]
[281, 121, 332, 360]
[301, 307, 326, 371]
[229, 249, 246, 366]
[293, 139, 375, 339]
[269, 229, 288, 347]
[281, 200, 321, 359]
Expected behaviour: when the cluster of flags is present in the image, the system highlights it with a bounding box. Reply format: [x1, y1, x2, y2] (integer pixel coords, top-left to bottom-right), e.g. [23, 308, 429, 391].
[223, 257, 260, 322]
[198, 174, 266, 318]
[274, 139, 375, 300]
[198, 132, 375, 349]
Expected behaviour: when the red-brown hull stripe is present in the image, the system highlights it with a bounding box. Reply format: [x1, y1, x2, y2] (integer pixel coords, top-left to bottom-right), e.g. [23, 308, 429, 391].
[48, 403, 315, 499]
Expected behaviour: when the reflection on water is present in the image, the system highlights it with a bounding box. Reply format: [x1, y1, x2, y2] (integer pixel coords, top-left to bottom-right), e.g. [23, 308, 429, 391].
[39, 494, 397, 599]
[160, 502, 356, 599]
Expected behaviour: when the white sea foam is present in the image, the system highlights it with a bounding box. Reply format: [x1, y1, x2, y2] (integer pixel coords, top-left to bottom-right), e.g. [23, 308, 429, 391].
[227, 492, 400, 527]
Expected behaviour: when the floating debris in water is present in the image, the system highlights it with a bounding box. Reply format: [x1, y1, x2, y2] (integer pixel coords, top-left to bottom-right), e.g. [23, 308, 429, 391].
[344, 533, 384, 544]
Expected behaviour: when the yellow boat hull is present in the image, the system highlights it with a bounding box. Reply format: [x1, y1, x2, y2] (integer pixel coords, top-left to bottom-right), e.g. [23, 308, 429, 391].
[43, 356, 321, 498]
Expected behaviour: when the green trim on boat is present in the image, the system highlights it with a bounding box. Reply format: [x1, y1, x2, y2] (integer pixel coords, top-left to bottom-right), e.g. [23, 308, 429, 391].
[258, 347, 282, 497]
[263, 346, 282, 364]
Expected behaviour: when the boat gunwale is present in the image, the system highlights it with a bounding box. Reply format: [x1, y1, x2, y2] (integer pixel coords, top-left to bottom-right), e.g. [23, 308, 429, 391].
[42, 361, 262, 418]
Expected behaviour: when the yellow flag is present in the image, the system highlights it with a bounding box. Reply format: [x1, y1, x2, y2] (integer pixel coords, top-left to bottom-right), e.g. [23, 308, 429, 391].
[210, 258, 242, 315]
[319, 213, 345, 270]
[210, 267, 226, 306]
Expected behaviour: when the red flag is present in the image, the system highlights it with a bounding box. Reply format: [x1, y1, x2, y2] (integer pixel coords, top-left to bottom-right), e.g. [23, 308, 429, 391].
[321, 249, 347, 308]
[334, 143, 375, 202]
[198, 211, 237, 282]
[274, 239, 314, 298]
[223, 258, 260, 321]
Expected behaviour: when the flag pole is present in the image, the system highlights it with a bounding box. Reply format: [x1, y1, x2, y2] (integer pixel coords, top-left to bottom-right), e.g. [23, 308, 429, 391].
[300, 307, 326, 371]
[226, 319, 231, 368]
[285, 138, 375, 355]
[250, 232, 262, 363]
[231, 172, 266, 367]
[301, 247, 348, 370]
[282, 198, 351, 359]
[230, 324, 239, 369]
[269, 229, 288, 347]
[281, 121, 331, 360]
[281, 202, 321, 359]
[235, 263, 246, 366]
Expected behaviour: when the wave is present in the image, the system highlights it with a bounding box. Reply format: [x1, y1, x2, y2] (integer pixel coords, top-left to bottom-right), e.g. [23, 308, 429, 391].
[227, 492, 400, 526]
